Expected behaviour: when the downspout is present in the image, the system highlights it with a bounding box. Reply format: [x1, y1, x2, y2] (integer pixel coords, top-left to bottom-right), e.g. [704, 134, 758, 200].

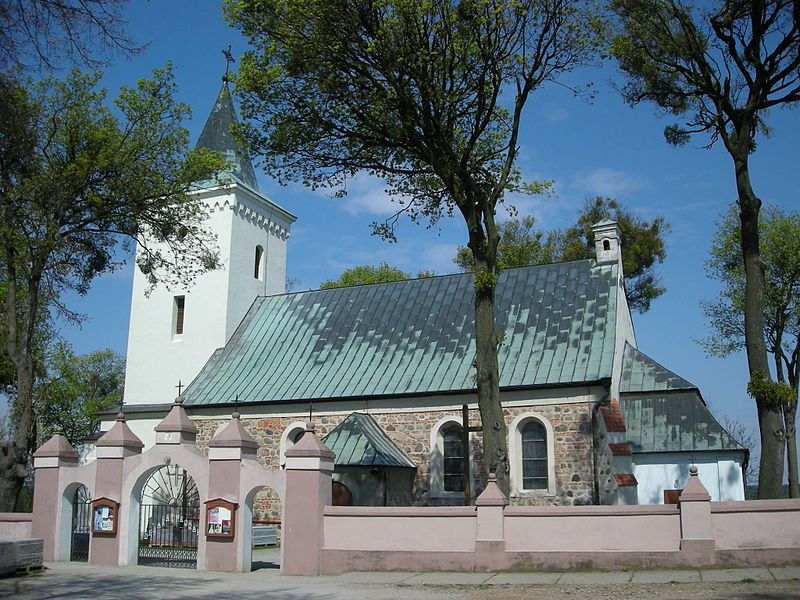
[591, 390, 610, 505]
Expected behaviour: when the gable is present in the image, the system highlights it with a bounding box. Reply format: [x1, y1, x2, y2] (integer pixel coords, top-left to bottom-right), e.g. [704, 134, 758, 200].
[183, 260, 618, 406]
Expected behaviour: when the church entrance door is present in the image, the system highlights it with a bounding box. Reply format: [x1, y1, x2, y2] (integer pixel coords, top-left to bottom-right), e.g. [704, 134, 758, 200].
[137, 465, 200, 569]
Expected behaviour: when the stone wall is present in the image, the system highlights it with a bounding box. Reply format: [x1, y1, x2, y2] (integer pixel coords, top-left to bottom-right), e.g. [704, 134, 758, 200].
[193, 400, 596, 511]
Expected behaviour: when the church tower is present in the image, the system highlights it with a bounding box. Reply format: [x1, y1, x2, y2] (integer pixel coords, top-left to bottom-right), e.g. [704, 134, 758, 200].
[122, 82, 296, 408]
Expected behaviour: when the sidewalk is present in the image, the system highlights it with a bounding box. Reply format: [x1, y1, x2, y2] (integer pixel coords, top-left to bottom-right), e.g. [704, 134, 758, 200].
[0, 562, 798, 600]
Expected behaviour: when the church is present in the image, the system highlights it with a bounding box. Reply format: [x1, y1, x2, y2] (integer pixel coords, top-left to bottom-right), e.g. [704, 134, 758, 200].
[103, 82, 747, 514]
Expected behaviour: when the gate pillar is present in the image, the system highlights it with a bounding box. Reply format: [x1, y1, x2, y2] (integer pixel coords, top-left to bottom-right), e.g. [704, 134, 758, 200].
[282, 423, 334, 576]
[205, 411, 259, 572]
[90, 412, 143, 566]
[32, 428, 79, 561]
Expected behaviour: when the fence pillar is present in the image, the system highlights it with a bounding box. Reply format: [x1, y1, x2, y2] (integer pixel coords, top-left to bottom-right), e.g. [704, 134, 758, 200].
[205, 411, 259, 572]
[90, 412, 143, 566]
[475, 473, 508, 570]
[282, 423, 334, 576]
[679, 465, 715, 565]
[32, 428, 79, 561]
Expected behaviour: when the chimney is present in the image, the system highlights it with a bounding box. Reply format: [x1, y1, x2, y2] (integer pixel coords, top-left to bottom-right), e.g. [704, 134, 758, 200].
[592, 219, 622, 264]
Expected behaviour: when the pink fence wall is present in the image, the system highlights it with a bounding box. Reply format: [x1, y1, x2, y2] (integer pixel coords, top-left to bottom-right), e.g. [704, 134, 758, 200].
[320, 497, 800, 574]
[0, 513, 33, 541]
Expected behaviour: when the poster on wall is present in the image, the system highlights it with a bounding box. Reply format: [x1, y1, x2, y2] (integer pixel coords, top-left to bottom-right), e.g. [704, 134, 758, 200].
[91, 498, 119, 535]
[205, 498, 237, 539]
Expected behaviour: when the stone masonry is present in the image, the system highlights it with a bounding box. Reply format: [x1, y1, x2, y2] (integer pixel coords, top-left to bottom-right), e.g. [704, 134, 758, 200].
[193, 400, 596, 521]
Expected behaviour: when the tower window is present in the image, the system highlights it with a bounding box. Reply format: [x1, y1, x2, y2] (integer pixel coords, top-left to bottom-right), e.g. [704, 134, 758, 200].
[254, 245, 264, 280]
[174, 296, 185, 335]
[603, 239, 611, 251]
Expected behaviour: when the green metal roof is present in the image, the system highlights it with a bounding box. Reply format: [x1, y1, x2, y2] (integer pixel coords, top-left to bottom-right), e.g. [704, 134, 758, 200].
[620, 391, 746, 454]
[322, 413, 415, 468]
[182, 260, 618, 406]
[619, 343, 695, 393]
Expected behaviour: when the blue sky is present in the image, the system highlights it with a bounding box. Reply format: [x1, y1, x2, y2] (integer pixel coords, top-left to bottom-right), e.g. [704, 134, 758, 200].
[59, 1, 799, 453]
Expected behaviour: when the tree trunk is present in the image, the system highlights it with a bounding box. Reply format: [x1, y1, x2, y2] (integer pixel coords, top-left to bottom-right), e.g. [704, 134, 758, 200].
[735, 155, 786, 498]
[469, 222, 509, 496]
[785, 402, 799, 498]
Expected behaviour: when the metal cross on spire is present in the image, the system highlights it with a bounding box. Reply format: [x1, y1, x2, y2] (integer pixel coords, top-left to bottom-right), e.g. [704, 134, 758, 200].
[176, 380, 184, 397]
[222, 45, 235, 83]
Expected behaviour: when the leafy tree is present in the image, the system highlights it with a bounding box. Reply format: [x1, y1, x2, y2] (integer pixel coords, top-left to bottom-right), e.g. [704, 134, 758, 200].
[34, 343, 125, 448]
[0, 68, 225, 510]
[610, 0, 800, 498]
[320, 263, 434, 289]
[702, 205, 800, 498]
[453, 215, 560, 272]
[454, 198, 669, 312]
[227, 0, 604, 494]
[0, 0, 139, 71]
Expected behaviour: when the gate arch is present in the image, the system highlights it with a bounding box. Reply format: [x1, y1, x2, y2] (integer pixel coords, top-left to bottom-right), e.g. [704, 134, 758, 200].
[137, 465, 200, 568]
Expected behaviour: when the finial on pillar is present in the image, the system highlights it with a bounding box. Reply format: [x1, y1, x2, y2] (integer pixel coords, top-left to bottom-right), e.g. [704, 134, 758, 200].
[116, 412, 126, 422]
[232, 411, 240, 420]
[305, 422, 316, 433]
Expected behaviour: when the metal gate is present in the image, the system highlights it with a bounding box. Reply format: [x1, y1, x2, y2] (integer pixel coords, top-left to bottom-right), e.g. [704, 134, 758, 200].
[137, 465, 200, 569]
[70, 485, 91, 562]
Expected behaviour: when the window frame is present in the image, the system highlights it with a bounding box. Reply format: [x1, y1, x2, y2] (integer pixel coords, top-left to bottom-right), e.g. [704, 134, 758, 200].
[254, 245, 264, 280]
[508, 413, 556, 497]
[279, 421, 308, 468]
[173, 295, 186, 337]
[429, 416, 472, 499]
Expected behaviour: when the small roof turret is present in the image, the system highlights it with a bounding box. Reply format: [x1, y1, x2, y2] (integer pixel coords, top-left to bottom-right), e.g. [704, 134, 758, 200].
[196, 83, 259, 190]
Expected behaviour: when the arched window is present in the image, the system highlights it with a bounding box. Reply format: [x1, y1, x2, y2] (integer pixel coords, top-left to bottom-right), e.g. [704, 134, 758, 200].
[442, 426, 465, 493]
[429, 417, 471, 498]
[254, 245, 264, 280]
[509, 413, 555, 496]
[521, 420, 548, 490]
[603, 239, 611, 251]
[279, 422, 307, 468]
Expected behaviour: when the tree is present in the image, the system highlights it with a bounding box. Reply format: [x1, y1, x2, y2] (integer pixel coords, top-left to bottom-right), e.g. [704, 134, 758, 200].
[454, 198, 669, 312]
[320, 263, 434, 289]
[702, 205, 799, 498]
[610, 0, 800, 498]
[0, 0, 139, 71]
[34, 343, 125, 449]
[227, 0, 604, 494]
[0, 68, 225, 510]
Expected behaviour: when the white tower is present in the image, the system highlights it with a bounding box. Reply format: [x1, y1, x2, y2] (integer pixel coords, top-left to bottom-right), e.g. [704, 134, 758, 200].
[122, 83, 296, 408]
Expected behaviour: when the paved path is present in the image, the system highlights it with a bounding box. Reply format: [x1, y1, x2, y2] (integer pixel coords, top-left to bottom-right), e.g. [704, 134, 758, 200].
[0, 562, 798, 600]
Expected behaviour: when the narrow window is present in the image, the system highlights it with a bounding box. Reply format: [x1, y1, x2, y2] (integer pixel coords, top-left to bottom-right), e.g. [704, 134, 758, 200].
[521, 420, 548, 490]
[174, 296, 185, 335]
[254, 245, 264, 280]
[442, 426, 465, 493]
[603, 239, 611, 251]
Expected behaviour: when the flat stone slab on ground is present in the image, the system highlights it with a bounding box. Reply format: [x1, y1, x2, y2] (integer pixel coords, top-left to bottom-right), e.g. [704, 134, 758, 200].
[700, 567, 774, 582]
[486, 572, 562, 584]
[630, 569, 701, 583]
[402, 572, 495, 585]
[559, 571, 633, 584]
[337, 571, 419, 584]
[770, 565, 800, 580]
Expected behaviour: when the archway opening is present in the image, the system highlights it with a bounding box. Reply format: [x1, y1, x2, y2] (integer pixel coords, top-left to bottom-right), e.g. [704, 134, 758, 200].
[247, 485, 282, 572]
[137, 465, 200, 569]
[70, 484, 91, 562]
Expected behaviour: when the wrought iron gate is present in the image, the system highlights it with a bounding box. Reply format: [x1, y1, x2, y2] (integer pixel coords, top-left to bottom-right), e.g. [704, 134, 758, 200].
[70, 485, 91, 562]
[137, 466, 200, 569]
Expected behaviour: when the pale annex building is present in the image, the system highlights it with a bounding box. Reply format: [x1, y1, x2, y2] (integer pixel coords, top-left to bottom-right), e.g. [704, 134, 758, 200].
[106, 83, 747, 512]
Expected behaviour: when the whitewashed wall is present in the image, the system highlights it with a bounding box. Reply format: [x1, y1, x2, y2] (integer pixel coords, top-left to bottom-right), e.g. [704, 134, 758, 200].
[633, 451, 745, 504]
[123, 184, 293, 407]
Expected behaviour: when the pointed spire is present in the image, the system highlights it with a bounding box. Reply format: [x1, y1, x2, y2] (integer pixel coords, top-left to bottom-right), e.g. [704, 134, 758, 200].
[196, 83, 259, 190]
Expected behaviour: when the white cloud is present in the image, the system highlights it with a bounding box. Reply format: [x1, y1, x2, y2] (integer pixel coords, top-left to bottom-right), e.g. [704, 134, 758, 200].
[422, 243, 460, 274]
[339, 175, 401, 217]
[571, 168, 647, 197]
